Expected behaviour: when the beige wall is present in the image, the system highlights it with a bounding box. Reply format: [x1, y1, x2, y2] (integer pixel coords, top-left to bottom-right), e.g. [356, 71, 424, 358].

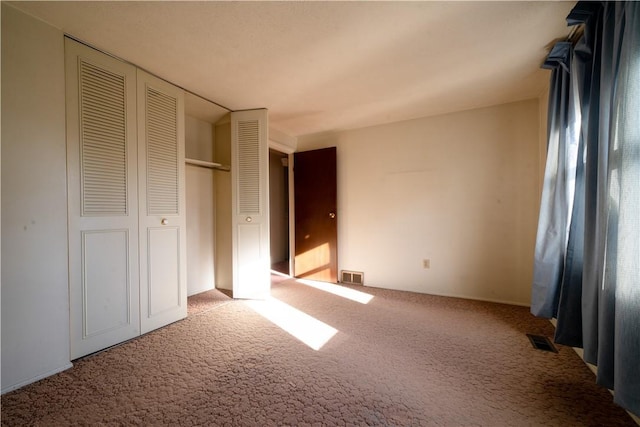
[1, 5, 72, 392]
[298, 99, 541, 306]
[214, 120, 233, 291]
[185, 115, 214, 162]
[185, 115, 215, 296]
[269, 150, 289, 265]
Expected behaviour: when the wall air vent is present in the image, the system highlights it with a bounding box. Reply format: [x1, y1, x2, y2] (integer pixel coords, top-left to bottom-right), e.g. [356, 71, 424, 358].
[341, 270, 364, 285]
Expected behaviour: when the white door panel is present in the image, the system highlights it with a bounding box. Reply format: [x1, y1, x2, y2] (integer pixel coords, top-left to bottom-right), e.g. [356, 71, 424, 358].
[231, 110, 270, 299]
[66, 38, 140, 359]
[146, 227, 180, 315]
[237, 223, 268, 299]
[137, 70, 187, 333]
[82, 230, 132, 336]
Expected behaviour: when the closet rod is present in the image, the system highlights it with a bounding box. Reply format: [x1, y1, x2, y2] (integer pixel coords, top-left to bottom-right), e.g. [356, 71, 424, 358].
[185, 158, 230, 171]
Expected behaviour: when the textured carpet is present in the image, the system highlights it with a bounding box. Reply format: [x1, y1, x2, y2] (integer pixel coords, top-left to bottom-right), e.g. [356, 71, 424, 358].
[1, 278, 636, 426]
[187, 288, 232, 316]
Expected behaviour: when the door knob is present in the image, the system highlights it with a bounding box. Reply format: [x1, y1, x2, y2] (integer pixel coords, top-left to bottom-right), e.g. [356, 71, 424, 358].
[161, 218, 168, 225]
[329, 212, 336, 219]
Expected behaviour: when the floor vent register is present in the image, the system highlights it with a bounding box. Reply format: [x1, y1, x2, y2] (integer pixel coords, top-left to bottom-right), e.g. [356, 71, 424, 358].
[526, 334, 558, 353]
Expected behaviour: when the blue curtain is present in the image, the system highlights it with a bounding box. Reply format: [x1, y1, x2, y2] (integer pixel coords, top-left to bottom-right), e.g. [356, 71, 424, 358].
[530, 41, 579, 318]
[603, 1, 640, 411]
[532, 1, 640, 416]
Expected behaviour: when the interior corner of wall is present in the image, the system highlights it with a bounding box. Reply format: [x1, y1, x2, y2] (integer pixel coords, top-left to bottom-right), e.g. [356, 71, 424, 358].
[269, 127, 297, 154]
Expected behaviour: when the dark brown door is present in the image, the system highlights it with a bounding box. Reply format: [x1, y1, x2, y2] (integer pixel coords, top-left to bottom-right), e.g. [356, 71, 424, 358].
[294, 147, 338, 283]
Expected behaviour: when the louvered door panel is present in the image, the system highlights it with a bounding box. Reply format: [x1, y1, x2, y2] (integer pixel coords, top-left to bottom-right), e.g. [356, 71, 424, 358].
[80, 60, 128, 215]
[66, 38, 140, 359]
[237, 120, 261, 215]
[231, 110, 270, 299]
[146, 88, 179, 215]
[137, 70, 187, 334]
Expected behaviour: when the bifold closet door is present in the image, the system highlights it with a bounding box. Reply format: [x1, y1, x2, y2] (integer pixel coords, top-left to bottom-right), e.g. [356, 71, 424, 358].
[67, 39, 187, 357]
[66, 38, 140, 359]
[137, 70, 187, 333]
[231, 109, 271, 299]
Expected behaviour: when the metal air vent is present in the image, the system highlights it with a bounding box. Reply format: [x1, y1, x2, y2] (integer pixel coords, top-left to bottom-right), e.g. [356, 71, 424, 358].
[526, 334, 558, 353]
[341, 270, 364, 285]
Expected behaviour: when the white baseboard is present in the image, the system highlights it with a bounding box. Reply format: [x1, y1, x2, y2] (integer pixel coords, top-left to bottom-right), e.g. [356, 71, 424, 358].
[187, 284, 215, 297]
[1, 362, 73, 395]
[364, 284, 531, 307]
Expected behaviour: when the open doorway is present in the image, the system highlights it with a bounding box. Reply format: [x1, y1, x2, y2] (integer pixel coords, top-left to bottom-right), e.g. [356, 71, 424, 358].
[269, 149, 290, 275]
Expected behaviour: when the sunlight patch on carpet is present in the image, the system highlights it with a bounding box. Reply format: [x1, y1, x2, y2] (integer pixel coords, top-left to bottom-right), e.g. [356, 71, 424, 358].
[245, 297, 338, 350]
[297, 279, 374, 304]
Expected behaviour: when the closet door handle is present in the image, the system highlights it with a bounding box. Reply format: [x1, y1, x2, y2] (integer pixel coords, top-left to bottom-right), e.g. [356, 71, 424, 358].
[161, 218, 169, 225]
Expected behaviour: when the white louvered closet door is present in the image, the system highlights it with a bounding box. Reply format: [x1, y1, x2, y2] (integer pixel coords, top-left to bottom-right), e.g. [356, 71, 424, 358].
[137, 70, 187, 333]
[231, 109, 271, 299]
[66, 39, 140, 359]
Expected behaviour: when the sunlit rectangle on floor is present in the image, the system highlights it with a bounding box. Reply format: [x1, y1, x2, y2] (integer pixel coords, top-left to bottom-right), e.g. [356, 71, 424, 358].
[245, 297, 338, 351]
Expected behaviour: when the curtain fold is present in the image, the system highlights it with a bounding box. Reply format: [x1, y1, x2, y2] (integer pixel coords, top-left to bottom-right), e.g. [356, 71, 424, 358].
[591, 4, 624, 387]
[606, 1, 640, 411]
[580, 1, 607, 367]
[530, 42, 578, 318]
[553, 65, 585, 345]
[532, 1, 640, 417]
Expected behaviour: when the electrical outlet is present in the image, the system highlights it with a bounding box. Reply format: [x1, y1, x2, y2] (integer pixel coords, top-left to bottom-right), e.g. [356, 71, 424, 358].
[423, 259, 430, 269]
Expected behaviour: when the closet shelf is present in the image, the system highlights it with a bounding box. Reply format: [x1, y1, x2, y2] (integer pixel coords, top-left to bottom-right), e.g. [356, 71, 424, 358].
[185, 158, 230, 171]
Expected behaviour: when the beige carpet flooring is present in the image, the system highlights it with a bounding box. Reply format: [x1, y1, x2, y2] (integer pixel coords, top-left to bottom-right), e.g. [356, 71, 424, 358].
[1, 277, 636, 426]
[187, 288, 232, 316]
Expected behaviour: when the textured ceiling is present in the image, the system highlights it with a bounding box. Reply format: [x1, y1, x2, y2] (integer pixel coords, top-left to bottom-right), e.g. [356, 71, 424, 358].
[10, 1, 575, 137]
